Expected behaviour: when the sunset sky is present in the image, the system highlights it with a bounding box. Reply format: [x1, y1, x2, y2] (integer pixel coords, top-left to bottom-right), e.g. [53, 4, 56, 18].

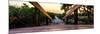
[9, 1, 64, 14]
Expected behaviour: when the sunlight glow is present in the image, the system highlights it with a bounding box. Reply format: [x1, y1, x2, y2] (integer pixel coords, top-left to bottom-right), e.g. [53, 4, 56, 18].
[9, 1, 64, 14]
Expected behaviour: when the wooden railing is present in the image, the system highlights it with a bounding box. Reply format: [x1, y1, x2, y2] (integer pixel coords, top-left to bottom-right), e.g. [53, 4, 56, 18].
[29, 2, 52, 20]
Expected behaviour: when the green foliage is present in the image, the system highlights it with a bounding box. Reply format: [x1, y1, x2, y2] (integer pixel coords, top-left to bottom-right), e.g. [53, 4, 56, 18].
[61, 4, 73, 16]
[9, 5, 35, 29]
[9, 3, 47, 29]
[61, 4, 94, 24]
[9, 3, 63, 29]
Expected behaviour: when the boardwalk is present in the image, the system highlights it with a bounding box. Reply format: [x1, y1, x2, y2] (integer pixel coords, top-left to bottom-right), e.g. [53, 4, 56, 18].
[9, 24, 93, 34]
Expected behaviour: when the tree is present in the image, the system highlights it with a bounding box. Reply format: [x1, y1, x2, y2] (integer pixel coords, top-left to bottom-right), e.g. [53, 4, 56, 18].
[78, 5, 94, 24]
[61, 4, 73, 16]
[60, 4, 81, 24]
[9, 3, 39, 29]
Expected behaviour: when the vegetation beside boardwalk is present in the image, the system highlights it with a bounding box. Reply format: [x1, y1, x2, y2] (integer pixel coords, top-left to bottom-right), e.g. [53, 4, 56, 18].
[9, 4, 60, 29]
[9, 3, 94, 29]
